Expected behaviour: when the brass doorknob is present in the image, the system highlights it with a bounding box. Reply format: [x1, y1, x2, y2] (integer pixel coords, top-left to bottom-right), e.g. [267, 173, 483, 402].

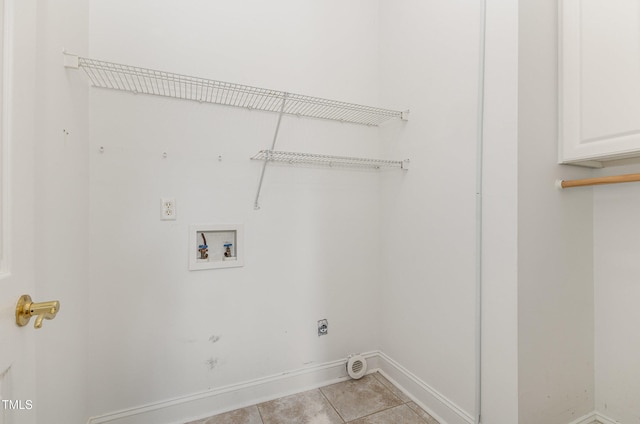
[15, 295, 60, 329]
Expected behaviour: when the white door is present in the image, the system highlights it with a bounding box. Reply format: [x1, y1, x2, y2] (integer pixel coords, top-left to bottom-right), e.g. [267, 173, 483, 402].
[1, 0, 51, 423]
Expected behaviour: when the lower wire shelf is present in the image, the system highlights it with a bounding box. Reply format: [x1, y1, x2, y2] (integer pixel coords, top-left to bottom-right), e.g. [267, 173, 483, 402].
[251, 150, 409, 170]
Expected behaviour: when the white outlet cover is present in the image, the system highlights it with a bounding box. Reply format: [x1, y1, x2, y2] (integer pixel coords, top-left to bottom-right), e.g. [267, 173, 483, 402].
[161, 198, 176, 220]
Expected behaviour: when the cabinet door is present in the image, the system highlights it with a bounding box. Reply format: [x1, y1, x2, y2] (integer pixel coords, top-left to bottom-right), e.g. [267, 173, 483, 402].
[560, 0, 640, 164]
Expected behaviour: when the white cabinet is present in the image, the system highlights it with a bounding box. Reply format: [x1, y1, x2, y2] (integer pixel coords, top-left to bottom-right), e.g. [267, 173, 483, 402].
[560, 0, 640, 165]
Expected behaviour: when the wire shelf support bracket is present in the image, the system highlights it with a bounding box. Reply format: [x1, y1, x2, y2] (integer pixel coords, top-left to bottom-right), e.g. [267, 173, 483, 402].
[253, 96, 288, 210]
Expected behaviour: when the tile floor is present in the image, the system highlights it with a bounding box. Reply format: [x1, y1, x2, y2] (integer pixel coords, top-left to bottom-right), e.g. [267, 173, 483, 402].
[186, 372, 440, 424]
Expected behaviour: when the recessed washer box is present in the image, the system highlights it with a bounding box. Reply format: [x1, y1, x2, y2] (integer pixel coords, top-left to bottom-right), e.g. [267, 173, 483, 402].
[189, 224, 244, 270]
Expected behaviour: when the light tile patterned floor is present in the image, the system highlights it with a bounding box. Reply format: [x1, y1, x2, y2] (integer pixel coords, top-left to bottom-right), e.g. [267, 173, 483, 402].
[186, 372, 440, 424]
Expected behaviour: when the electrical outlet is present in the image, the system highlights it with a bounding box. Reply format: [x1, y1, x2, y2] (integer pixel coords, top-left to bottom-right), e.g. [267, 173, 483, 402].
[318, 319, 328, 336]
[161, 198, 176, 220]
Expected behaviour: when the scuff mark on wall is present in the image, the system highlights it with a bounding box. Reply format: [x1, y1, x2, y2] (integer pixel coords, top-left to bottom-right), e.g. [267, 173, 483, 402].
[209, 335, 221, 343]
[205, 357, 219, 371]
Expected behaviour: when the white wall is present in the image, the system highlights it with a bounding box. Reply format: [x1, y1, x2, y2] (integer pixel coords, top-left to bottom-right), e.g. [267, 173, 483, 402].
[87, 1, 386, 418]
[378, 0, 481, 420]
[517, 0, 595, 423]
[33, 0, 90, 423]
[593, 161, 640, 424]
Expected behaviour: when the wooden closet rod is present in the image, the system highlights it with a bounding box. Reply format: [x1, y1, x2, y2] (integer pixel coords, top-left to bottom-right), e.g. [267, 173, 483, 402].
[559, 173, 640, 189]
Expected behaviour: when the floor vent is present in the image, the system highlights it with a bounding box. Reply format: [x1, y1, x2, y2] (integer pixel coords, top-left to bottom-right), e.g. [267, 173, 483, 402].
[347, 354, 367, 379]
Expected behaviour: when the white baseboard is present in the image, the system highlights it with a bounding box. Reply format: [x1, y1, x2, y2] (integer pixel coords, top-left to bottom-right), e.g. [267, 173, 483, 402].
[594, 411, 620, 424]
[372, 351, 474, 424]
[566, 410, 619, 424]
[87, 351, 474, 424]
[87, 353, 359, 424]
[567, 412, 598, 424]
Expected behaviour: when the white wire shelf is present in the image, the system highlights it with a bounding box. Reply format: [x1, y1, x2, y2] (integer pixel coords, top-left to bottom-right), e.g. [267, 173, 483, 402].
[65, 54, 408, 126]
[251, 150, 409, 170]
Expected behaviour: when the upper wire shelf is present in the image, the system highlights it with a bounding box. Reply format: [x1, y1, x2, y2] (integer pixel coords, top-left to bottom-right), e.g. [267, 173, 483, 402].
[65, 54, 408, 127]
[251, 150, 409, 170]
